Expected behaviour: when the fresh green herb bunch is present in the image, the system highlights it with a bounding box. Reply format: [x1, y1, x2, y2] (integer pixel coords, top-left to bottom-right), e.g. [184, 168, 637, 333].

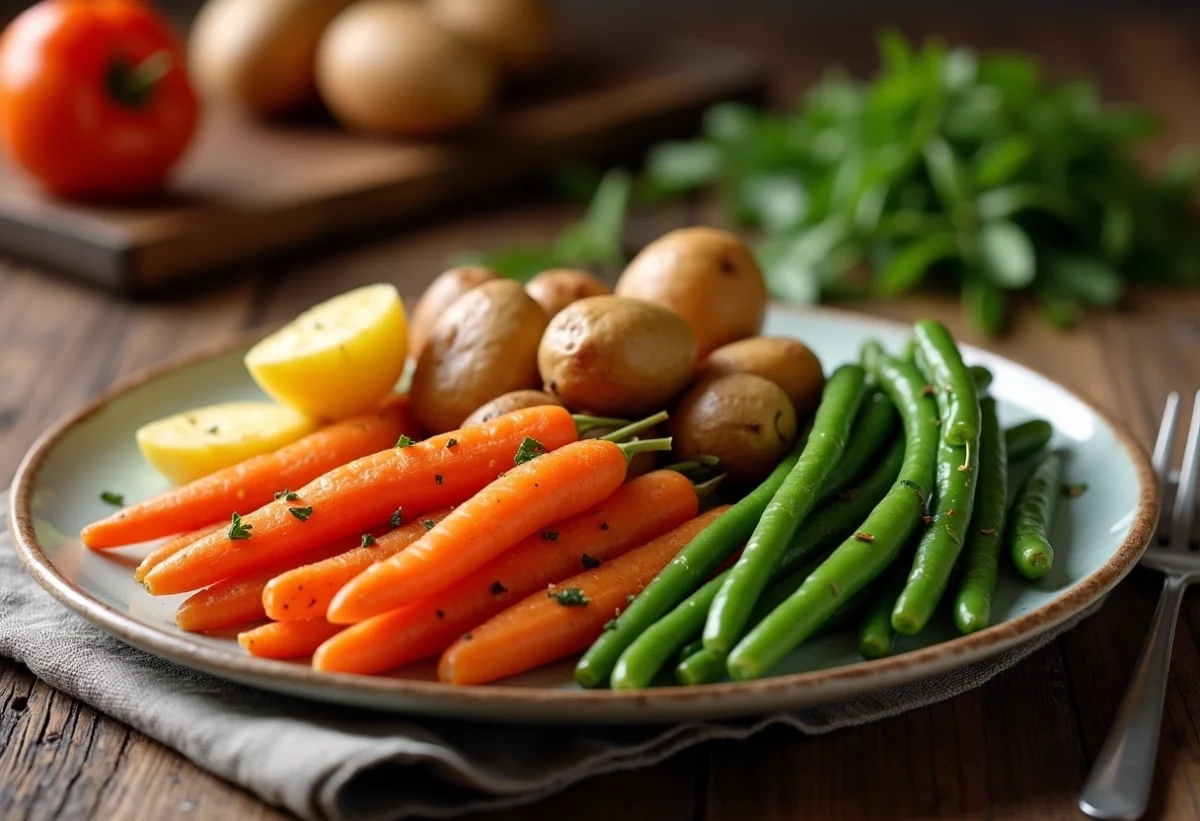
[644, 30, 1198, 333]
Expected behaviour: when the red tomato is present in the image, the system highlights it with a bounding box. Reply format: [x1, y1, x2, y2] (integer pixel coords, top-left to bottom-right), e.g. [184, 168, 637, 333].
[0, 0, 199, 198]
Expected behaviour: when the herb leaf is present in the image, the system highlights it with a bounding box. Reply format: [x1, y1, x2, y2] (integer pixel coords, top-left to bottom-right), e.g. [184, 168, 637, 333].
[227, 512, 253, 540]
[361, 534, 376, 547]
[395, 435, 415, 448]
[514, 437, 547, 465]
[581, 553, 601, 568]
[389, 507, 403, 528]
[288, 506, 313, 522]
[549, 588, 589, 607]
[422, 519, 436, 531]
[100, 491, 124, 506]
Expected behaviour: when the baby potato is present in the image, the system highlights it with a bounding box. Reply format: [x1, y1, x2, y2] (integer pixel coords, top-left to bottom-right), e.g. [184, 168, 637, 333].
[524, 268, 610, 318]
[538, 296, 696, 417]
[699, 336, 824, 417]
[616, 227, 767, 357]
[410, 279, 548, 433]
[669, 374, 797, 484]
[316, 1, 497, 137]
[426, 0, 553, 77]
[245, 283, 408, 420]
[137, 402, 317, 485]
[462, 389, 561, 428]
[409, 266, 498, 360]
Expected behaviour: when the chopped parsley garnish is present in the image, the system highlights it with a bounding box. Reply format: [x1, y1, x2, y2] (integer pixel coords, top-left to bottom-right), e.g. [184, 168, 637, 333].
[514, 436, 547, 465]
[395, 434, 415, 448]
[361, 534, 376, 547]
[549, 588, 589, 607]
[603, 619, 618, 631]
[542, 530, 558, 541]
[436, 609, 445, 619]
[581, 553, 600, 569]
[462, 632, 473, 641]
[435, 474, 444, 484]
[274, 489, 299, 501]
[288, 506, 313, 522]
[227, 512, 253, 540]
[446, 438, 457, 448]
[207, 425, 219, 434]
[422, 519, 436, 531]
[600, 522, 610, 531]
[99, 491, 124, 506]
[389, 507, 403, 528]
[490, 580, 507, 595]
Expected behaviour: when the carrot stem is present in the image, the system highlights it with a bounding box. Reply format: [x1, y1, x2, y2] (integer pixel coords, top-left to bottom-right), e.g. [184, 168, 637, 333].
[572, 414, 630, 435]
[600, 411, 669, 443]
[617, 437, 672, 459]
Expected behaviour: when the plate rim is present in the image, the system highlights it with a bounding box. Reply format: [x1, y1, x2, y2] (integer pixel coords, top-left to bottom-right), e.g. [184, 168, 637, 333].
[7, 304, 1159, 714]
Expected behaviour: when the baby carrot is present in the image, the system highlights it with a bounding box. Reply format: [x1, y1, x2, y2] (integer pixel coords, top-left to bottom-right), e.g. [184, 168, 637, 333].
[82, 399, 416, 549]
[133, 522, 223, 583]
[327, 436, 671, 624]
[313, 470, 699, 674]
[437, 506, 728, 685]
[174, 529, 385, 632]
[263, 507, 455, 621]
[143, 406, 579, 595]
[239, 619, 345, 660]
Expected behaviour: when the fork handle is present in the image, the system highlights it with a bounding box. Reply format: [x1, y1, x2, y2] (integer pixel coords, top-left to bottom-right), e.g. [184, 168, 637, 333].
[1079, 575, 1189, 820]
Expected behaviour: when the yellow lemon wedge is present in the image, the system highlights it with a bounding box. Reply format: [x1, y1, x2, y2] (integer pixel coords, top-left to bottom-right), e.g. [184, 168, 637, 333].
[136, 402, 318, 485]
[245, 283, 408, 420]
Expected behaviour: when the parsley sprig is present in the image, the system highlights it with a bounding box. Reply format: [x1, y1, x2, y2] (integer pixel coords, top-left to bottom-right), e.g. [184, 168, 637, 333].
[227, 512, 253, 541]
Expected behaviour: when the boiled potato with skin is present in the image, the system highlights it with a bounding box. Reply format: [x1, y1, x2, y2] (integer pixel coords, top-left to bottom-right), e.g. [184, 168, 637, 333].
[462, 389, 561, 428]
[245, 283, 408, 420]
[699, 337, 825, 418]
[525, 269, 610, 318]
[426, 0, 553, 77]
[669, 374, 797, 484]
[316, 1, 497, 137]
[538, 296, 696, 417]
[410, 279, 548, 433]
[409, 266, 498, 360]
[616, 227, 767, 357]
[189, 0, 349, 116]
[137, 403, 317, 485]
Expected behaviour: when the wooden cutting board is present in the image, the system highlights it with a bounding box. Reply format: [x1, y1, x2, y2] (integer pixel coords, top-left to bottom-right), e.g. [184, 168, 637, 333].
[0, 39, 765, 295]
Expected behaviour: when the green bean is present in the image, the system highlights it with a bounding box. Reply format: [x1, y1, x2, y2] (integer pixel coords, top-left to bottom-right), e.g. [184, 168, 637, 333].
[970, 364, 994, 393]
[725, 353, 938, 680]
[818, 391, 898, 503]
[857, 568, 906, 659]
[1005, 419, 1054, 464]
[913, 319, 980, 446]
[573, 446, 803, 687]
[703, 365, 869, 655]
[678, 639, 704, 665]
[615, 437, 906, 688]
[952, 396, 1007, 633]
[1008, 449, 1067, 579]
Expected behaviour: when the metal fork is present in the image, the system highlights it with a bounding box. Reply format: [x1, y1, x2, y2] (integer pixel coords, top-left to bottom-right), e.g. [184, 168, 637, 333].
[1080, 390, 1200, 821]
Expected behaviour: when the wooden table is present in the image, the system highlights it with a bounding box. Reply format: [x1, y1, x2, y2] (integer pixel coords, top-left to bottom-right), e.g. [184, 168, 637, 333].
[3, 14, 1200, 821]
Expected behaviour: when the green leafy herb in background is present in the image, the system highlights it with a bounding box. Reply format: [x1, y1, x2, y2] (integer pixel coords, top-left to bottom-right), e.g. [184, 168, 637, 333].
[465, 31, 1199, 335]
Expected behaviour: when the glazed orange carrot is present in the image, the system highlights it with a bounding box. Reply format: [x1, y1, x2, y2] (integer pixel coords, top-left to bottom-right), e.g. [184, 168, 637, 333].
[437, 506, 729, 685]
[239, 619, 345, 660]
[312, 470, 699, 674]
[263, 506, 455, 621]
[134, 522, 224, 583]
[174, 529, 385, 632]
[143, 406, 579, 596]
[327, 436, 670, 624]
[83, 399, 416, 549]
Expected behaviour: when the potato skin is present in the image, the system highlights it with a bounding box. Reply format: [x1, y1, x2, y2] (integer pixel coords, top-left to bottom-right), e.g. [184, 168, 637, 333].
[699, 336, 824, 417]
[669, 374, 797, 484]
[316, 1, 497, 137]
[461, 389, 561, 428]
[410, 279, 548, 433]
[409, 266, 498, 360]
[189, 0, 349, 116]
[524, 269, 610, 318]
[426, 0, 553, 76]
[538, 296, 696, 417]
[616, 227, 767, 357]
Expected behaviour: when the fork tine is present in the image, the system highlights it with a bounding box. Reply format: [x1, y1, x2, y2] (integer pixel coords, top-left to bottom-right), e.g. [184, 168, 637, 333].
[1168, 390, 1200, 550]
[1153, 392, 1181, 544]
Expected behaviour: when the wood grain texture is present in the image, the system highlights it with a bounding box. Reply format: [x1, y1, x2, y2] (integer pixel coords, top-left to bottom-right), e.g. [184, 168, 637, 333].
[2, 13, 1200, 821]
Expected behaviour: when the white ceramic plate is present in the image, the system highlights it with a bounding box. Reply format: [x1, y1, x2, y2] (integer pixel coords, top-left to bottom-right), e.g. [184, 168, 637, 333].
[8, 305, 1156, 723]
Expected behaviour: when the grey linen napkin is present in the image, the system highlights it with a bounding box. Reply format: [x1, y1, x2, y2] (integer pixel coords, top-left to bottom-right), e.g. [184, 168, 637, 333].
[1, 491, 1098, 821]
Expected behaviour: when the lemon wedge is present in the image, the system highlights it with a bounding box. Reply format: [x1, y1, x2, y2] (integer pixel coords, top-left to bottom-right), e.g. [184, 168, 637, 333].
[245, 283, 408, 420]
[136, 402, 317, 485]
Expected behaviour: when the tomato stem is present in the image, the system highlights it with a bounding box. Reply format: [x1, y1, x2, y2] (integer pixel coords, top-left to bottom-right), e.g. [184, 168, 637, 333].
[107, 51, 171, 108]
